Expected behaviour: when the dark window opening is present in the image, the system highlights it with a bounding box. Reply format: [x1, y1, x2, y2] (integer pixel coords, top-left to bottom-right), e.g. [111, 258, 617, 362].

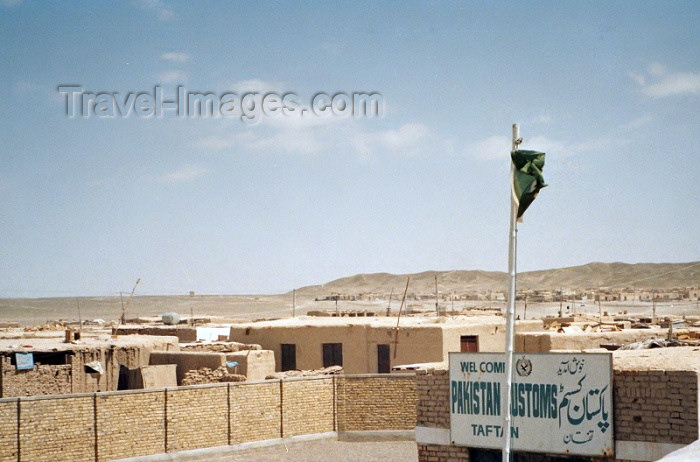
[460, 335, 479, 352]
[11, 352, 70, 366]
[281, 344, 297, 371]
[322, 343, 343, 367]
[377, 344, 390, 373]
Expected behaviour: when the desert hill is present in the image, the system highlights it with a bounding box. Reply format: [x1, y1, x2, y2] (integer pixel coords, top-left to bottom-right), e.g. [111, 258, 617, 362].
[295, 261, 700, 296]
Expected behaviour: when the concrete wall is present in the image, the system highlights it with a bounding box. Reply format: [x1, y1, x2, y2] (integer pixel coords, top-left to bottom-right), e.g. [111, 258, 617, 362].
[414, 367, 700, 462]
[0, 373, 417, 462]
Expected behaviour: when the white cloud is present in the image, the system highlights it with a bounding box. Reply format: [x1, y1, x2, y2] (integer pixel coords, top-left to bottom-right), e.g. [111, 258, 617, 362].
[161, 52, 190, 63]
[159, 70, 188, 84]
[134, 0, 173, 21]
[468, 133, 621, 161]
[630, 63, 700, 98]
[470, 135, 511, 160]
[644, 72, 700, 98]
[619, 114, 653, 131]
[158, 8, 173, 21]
[158, 165, 207, 183]
[229, 79, 283, 94]
[378, 123, 430, 151]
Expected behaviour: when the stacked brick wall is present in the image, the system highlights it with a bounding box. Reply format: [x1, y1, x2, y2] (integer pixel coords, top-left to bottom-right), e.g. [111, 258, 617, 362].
[282, 377, 335, 437]
[614, 369, 699, 444]
[417, 443, 470, 461]
[337, 375, 417, 431]
[19, 395, 94, 462]
[166, 385, 228, 451]
[1, 357, 72, 397]
[229, 381, 281, 444]
[96, 390, 165, 461]
[0, 374, 418, 462]
[416, 369, 449, 428]
[0, 400, 18, 461]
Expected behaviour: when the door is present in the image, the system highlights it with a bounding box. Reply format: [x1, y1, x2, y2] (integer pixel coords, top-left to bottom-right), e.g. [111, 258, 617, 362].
[460, 335, 479, 352]
[281, 344, 296, 371]
[322, 343, 343, 367]
[377, 344, 390, 373]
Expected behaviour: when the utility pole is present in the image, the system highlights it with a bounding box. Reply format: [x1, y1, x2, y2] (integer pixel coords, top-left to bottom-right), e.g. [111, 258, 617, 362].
[598, 292, 603, 326]
[76, 298, 82, 333]
[292, 288, 296, 318]
[523, 294, 528, 320]
[393, 276, 411, 359]
[652, 291, 657, 324]
[559, 289, 563, 318]
[386, 288, 394, 317]
[435, 274, 439, 316]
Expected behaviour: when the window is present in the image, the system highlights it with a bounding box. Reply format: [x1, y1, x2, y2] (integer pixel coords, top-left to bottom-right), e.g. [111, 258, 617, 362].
[322, 343, 343, 367]
[460, 335, 479, 352]
[281, 344, 297, 371]
[377, 344, 390, 373]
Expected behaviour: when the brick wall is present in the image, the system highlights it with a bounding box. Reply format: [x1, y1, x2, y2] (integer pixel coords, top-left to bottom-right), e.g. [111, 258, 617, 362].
[96, 390, 165, 461]
[0, 374, 417, 462]
[19, 395, 94, 462]
[0, 400, 17, 461]
[338, 375, 417, 431]
[614, 370, 699, 444]
[416, 369, 449, 429]
[282, 377, 335, 437]
[417, 443, 470, 461]
[166, 386, 228, 451]
[229, 381, 281, 444]
[1, 357, 72, 397]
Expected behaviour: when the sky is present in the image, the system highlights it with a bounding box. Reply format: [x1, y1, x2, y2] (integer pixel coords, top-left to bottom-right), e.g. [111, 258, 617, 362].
[0, 1, 698, 297]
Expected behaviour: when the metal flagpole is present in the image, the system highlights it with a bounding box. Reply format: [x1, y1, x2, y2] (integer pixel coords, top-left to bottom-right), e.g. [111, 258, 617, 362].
[503, 123, 521, 462]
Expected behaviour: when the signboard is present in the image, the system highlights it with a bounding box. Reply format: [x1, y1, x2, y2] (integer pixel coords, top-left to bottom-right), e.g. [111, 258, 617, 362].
[449, 352, 613, 456]
[15, 352, 34, 371]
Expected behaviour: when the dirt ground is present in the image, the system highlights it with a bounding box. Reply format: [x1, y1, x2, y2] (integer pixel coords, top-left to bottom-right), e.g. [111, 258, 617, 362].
[201, 440, 418, 462]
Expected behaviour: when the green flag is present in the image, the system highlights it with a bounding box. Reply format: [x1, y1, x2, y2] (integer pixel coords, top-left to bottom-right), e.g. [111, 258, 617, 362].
[511, 149, 547, 221]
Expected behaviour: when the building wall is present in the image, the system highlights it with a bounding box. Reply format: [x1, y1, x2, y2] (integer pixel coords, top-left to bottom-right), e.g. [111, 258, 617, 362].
[0, 374, 418, 462]
[149, 351, 228, 384]
[614, 370, 698, 444]
[415, 367, 700, 462]
[230, 324, 446, 374]
[1, 357, 72, 397]
[516, 329, 670, 353]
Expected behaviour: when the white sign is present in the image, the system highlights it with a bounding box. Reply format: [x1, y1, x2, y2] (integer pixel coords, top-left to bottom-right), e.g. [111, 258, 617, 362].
[449, 352, 613, 456]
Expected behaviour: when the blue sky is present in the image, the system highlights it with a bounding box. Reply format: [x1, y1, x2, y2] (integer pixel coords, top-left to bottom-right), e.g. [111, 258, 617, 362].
[0, 1, 698, 296]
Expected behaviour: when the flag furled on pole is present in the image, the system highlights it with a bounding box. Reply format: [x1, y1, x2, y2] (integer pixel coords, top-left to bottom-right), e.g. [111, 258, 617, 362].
[511, 150, 547, 221]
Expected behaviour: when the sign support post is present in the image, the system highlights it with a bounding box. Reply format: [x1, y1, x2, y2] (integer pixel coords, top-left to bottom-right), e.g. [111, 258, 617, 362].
[503, 123, 522, 462]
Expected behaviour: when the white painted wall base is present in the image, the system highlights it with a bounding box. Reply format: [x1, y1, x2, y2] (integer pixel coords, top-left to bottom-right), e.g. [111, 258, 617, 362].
[415, 426, 450, 446]
[615, 440, 687, 461]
